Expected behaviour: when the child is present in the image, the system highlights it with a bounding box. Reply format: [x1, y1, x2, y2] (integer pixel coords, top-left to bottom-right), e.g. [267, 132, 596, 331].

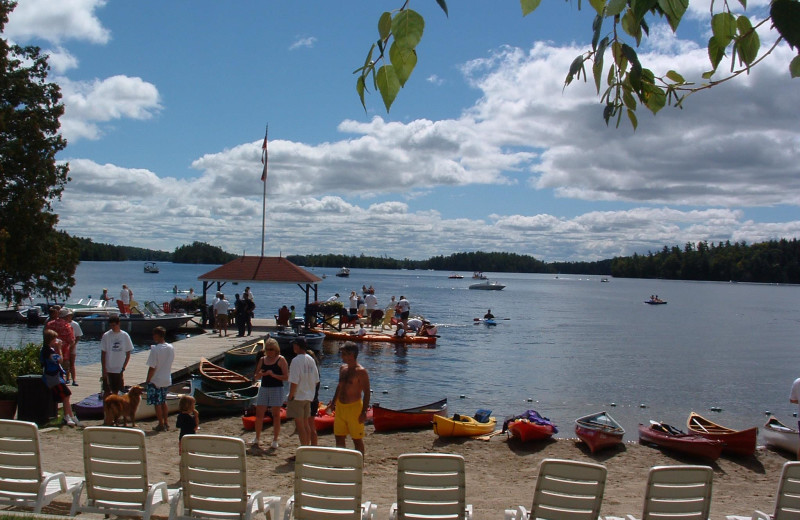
[176, 395, 199, 454]
[41, 329, 81, 427]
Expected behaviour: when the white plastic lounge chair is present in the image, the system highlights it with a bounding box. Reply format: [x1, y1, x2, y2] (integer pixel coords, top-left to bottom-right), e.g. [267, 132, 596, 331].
[505, 458, 607, 520]
[70, 426, 174, 520]
[751, 461, 800, 520]
[285, 446, 377, 520]
[390, 453, 472, 520]
[0, 419, 83, 513]
[169, 434, 280, 520]
[626, 465, 713, 520]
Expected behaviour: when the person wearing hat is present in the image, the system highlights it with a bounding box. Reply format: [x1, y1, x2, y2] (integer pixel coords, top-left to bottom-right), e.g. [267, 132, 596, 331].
[46, 306, 74, 361]
[286, 337, 320, 447]
[66, 309, 82, 386]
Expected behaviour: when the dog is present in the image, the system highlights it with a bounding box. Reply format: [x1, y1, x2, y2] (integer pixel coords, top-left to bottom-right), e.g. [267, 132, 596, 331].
[103, 385, 143, 427]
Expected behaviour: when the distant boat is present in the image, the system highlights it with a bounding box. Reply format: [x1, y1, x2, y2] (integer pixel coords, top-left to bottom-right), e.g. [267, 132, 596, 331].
[600, 278, 609, 282]
[448, 273, 464, 279]
[472, 271, 487, 279]
[144, 261, 159, 273]
[335, 267, 350, 277]
[469, 281, 506, 291]
[645, 297, 667, 304]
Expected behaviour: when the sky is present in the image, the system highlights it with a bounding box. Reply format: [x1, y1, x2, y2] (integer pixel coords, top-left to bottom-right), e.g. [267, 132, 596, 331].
[5, 0, 800, 262]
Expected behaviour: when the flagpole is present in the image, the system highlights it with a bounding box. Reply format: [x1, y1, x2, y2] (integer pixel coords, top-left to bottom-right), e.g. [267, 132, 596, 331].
[260, 124, 268, 257]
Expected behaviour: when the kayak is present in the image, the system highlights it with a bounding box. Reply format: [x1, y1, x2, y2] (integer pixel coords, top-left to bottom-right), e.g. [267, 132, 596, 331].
[686, 411, 757, 456]
[507, 419, 556, 442]
[638, 422, 724, 460]
[373, 398, 448, 432]
[319, 329, 437, 344]
[241, 407, 288, 431]
[433, 414, 496, 438]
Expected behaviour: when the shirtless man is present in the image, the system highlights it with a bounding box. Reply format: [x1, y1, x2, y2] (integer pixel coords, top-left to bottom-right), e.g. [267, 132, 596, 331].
[330, 342, 371, 454]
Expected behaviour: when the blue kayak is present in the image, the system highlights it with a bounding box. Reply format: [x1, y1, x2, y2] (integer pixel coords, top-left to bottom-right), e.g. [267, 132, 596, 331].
[484, 319, 497, 326]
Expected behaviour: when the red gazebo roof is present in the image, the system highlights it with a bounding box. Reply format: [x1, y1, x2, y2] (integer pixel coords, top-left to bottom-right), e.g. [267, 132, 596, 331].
[198, 256, 322, 284]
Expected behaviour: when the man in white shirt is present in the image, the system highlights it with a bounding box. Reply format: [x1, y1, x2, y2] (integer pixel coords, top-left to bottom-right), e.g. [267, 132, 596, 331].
[397, 295, 411, 327]
[287, 338, 320, 447]
[145, 326, 175, 432]
[364, 292, 378, 316]
[119, 284, 132, 315]
[100, 314, 134, 398]
[213, 294, 230, 337]
[327, 293, 340, 302]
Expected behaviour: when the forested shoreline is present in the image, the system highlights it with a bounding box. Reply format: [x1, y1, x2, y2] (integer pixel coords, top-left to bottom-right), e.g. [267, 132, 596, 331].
[75, 237, 800, 285]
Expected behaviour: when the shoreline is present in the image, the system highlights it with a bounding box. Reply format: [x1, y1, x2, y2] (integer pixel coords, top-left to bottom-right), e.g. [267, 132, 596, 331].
[18, 413, 794, 520]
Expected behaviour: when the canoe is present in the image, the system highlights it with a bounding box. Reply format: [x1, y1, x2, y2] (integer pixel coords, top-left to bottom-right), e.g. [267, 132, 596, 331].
[686, 411, 757, 456]
[373, 398, 447, 432]
[508, 419, 556, 442]
[638, 422, 724, 460]
[762, 415, 799, 455]
[241, 407, 288, 431]
[575, 411, 625, 454]
[224, 341, 263, 367]
[73, 380, 190, 421]
[198, 357, 252, 391]
[192, 384, 259, 416]
[432, 413, 497, 438]
[644, 300, 667, 305]
[320, 329, 437, 344]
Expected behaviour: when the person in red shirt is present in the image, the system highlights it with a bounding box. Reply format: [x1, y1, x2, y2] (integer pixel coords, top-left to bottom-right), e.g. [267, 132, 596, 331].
[45, 306, 74, 359]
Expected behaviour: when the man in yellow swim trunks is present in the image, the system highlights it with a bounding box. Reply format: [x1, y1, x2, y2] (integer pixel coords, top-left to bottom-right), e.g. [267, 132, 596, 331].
[330, 342, 371, 455]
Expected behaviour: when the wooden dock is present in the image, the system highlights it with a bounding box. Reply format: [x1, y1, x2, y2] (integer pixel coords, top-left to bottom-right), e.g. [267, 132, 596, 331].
[70, 318, 278, 402]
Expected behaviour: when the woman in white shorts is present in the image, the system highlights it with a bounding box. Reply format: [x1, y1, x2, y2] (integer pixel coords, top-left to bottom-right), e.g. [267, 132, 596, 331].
[252, 338, 288, 448]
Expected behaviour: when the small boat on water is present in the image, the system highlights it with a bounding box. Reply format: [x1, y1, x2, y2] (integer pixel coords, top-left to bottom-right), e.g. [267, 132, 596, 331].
[73, 380, 190, 421]
[472, 271, 488, 280]
[504, 410, 558, 442]
[644, 297, 667, 304]
[372, 398, 447, 432]
[144, 261, 159, 273]
[223, 341, 264, 367]
[762, 415, 799, 455]
[77, 301, 193, 336]
[198, 358, 252, 391]
[469, 281, 506, 291]
[65, 298, 119, 318]
[686, 411, 757, 456]
[319, 329, 437, 345]
[448, 273, 464, 279]
[335, 267, 350, 277]
[575, 411, 625, 454]
[273, 330, 325, 353]
[433, 413, 496, 438]
[241, 407, 288, 431]
[192, 384, 259, 416]
[638, 422, 724, 460]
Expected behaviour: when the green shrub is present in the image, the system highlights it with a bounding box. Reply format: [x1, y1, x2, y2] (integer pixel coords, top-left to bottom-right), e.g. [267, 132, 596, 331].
[0, 342, 42, 387]
[0, 384, 18, 400]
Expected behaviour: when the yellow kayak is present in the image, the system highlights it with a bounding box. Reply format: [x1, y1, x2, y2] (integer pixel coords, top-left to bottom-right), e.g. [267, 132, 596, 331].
[433, 414, 497, 437]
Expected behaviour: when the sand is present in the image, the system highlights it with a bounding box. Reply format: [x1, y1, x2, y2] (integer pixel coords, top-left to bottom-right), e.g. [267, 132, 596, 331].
[24, 413, 794, 520]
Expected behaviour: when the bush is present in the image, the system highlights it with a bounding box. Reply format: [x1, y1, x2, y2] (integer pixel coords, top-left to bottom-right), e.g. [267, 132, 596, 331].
[306, 300, 344, 316]
[0, 384, 17, 400]
[0, 343, 42, 387]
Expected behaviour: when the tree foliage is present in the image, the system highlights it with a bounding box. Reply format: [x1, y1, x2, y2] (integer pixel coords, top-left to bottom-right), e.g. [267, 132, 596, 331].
[172, 241, 237, 264]
[76, 236, 171, 262]
[0, 0, 78, 304]
[358, 0, 800, 128]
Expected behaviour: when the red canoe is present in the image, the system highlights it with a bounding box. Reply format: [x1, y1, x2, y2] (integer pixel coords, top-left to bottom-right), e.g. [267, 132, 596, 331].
[575, 411, 625, 454]
[241, 407, 288, 431]
[638, 422, 724, 461]
[314, 405, 374, 433]
[508, 419, 556, 442]
[372, 398, 448, 432]
[686, 412, 757, 456]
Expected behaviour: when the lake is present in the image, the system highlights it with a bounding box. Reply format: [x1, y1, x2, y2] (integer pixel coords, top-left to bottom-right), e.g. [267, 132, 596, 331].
[1, 260, 798, 440]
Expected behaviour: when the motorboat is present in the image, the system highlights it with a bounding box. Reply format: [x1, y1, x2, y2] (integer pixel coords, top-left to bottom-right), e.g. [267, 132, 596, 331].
[76, 300, 193, 336]
[448, 273, 464, 279]
[335, 267, 350, 277]
[272, 330, 325, 354]
[472, 271, 487, 279]
[469, 281, 506, 290]
[144, 261, 159, 273]
[64, 297, 119, 318]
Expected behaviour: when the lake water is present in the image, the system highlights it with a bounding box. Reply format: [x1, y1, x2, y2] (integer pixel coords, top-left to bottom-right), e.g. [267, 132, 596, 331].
[2, 260, 799, 440]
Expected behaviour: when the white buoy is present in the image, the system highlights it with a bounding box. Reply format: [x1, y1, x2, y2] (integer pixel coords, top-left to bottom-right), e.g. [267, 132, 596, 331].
[609, 403, 617, 407]
[382, 390, 389, 394]
[765, 410, 771, 415]
[639, 403, 647, 408]
[323, 385, 329, 390]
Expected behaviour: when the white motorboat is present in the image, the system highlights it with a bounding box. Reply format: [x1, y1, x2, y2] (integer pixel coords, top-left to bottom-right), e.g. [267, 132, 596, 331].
[335, 267, 350, 277]
[469, 281, 506, 291]
[64, 298, 120, 318]
[144, 261, 159, 273]
[77, 300, 193, 336]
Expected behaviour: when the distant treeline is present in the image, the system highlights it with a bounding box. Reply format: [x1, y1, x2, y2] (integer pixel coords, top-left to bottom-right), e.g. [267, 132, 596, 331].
[76, 236, 800, 284]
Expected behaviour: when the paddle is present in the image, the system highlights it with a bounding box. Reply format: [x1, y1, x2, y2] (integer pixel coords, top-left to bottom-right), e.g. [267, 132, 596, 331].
[476, 430, 504, 441]
[690, 417, 710, 433]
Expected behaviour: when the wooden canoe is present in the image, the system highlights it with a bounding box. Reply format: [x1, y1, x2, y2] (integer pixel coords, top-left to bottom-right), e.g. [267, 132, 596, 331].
[508, 420, 556, 442]
[762, 415, 799, 455]
[686, 411, 757, 456]
[638, 422, 724, 461]
[223, 341, 263, 367]
[241, 407, 288, 430]
[433, 414, 496, 438]
[192, 384, 259, 415]
[320, 329, 437, 344]
[198, 357, 252, 391]
[373, 398, 448, 432]
[575, 411, 625, 454]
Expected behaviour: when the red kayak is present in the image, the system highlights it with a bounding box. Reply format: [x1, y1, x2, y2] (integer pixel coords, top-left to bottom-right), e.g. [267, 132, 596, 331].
[314, 405, 374, 433]
[241, 407, 287, 431]
[508, 419, 556, 442]
[372, 398, 447, 432]
[638, 422, 724, 461]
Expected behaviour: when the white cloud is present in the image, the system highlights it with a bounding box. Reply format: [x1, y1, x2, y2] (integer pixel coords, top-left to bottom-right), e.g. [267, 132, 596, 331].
[44, 46, 79, 74]
[289, 36, 317, 50]
[5, 0, 110, 44]
[427, 74, 444, 85]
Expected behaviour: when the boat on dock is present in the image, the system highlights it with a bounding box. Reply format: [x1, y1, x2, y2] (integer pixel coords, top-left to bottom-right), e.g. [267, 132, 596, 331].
[198, 358, 252, 391]
[73, 380, 190, 421]
[575, 411, 625, 454]
[372, 398, 447, 432]
[686, 411, 757, 456]
[272, 330, 325, 353]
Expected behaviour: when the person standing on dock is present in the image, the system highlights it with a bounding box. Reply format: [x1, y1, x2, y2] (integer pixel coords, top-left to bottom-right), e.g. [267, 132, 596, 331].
[46, 307, 74, 362]
[145, 326, 175, 432]
[119, 284, 133, 315]
[252, 338, 288, 449]
[397, 295, 411, 327]
[287, 337, 319, 447]
[330, 342, 371, 455]
[234, 294, 247, 337]
[213, 293, 230, 337]
[101, 314, 133, 398]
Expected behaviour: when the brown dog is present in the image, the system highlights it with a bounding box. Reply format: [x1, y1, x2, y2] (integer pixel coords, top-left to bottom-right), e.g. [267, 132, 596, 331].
[103, 385, 143, 427]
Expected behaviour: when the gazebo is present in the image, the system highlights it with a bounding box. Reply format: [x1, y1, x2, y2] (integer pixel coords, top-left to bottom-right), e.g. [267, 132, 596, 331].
[197, 256, 322, 326]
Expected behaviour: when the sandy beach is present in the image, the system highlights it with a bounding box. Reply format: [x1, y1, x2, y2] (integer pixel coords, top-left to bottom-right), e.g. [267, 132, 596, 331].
[19, 413, 795, 520]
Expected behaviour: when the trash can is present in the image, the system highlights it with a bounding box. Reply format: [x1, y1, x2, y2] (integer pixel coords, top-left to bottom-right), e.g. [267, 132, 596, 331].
[16, 374, 57, 425]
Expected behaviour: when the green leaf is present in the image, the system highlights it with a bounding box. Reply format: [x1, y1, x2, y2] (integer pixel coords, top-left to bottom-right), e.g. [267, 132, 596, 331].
[593, 37, 609, 93]
[711, 12, 737, 48]
[435, 0, 449, 17]
[356, 75, 367, 112]
[392, 10, 425, 50]
[701, 70, 715, 79]
[643, 84, 667, 113]
[622, 89, 637, 109]
[621, 9, 643, 45]
[520, 0, 542, 16]
[362, 43, 375, 71]
[607, 0, 627, 17]
[657, 0, 688, 32]
[791, 55, 800, 78]
[565, 55, 585, 86]
[736, 16, 760, 66]
[738, 0, 747, 9]
[707, 36, 726, 72]
[771, 0, 800, 51]
[389, 42, 417, 87]
[627, 108, 638, 130]
[589, 0, 605, 15]
[631, 0, 658, 23]
[376, 65, 401, 112]
[592, 14, 603, 51]
[665, 70, 684, 83]
[378, 12, 392, 41]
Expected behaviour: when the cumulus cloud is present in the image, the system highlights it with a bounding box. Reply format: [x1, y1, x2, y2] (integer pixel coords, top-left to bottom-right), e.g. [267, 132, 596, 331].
[289, 36, 317, 50]
[5, 0, 110, 44]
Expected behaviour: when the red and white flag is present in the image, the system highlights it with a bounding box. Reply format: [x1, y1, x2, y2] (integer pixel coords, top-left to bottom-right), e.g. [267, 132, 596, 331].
[260, 126, 268, 182]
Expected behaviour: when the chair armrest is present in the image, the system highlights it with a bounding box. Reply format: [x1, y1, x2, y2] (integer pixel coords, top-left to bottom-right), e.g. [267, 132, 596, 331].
[260, 494, 281, 520]
[505, 505, 528, 520]
[168, 488, 183, 520]
[41, 471, 67, 494]
[465, 504, 474, 520]
[361, 501, 377, 520]
[626, 515, 641, 520]
[69, 480, 86, 516]
[283, 495, 294, 520]
[149, 480, 170, 505]
[754, 511, 772, 520]
[389, 503, 398, 520]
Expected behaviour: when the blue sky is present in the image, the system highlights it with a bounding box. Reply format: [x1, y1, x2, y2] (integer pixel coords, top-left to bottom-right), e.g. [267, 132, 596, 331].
[5, 0, 799, 261]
